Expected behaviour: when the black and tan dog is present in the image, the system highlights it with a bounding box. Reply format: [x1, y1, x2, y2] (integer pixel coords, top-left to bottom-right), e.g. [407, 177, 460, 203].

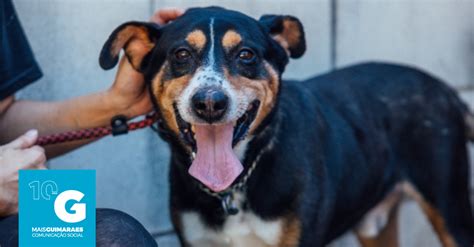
[99, 7, 474, 247]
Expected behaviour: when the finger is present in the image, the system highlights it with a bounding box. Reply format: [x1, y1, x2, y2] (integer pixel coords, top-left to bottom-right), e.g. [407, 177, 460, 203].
[151, 8, 185, 24]
[20, 146, 46, 169]
[35, 163, 48, 170]
[29, 146, 46, 166]
[160, 8, 185, 23]
[5, 129, 38, 149]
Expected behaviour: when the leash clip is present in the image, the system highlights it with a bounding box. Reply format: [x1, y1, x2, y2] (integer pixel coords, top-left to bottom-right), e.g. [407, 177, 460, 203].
[221, 192, 239, 216]
[111, 115, 128, 136]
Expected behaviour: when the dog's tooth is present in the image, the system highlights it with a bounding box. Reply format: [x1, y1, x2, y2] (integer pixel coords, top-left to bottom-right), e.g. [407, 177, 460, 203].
[191, 152, 196, 159]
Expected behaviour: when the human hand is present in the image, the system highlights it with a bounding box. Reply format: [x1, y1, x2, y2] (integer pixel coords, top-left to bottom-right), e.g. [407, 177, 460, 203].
[105, 7, 185, 118]
[151, 7, 185, 25]
[0, 130, 46, 216]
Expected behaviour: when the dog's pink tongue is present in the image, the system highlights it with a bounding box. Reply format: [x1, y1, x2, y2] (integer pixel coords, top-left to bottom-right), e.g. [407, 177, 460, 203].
[188, 123, 243, 192]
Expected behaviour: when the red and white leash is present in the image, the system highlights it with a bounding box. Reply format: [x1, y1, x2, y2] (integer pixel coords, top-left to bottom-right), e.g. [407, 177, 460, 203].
[36, 112, 159, 146]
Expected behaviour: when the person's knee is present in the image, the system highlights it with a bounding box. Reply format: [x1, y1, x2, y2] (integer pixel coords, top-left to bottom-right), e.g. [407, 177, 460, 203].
[96, 208, 156, 247]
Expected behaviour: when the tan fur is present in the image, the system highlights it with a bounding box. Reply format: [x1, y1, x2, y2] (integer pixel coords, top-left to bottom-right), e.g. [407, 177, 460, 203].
[356, 205, 400, 247]
[252, 63, 280, 134]
[272, 19, 301, 55]
[278, 215, 301, 247]
[222, 30, 242, 50]
[355, 184, 402, 247]
[422, 205, 458, 247]
[225, 62, 279, 135]
[402, 183, 458, 247]
[112, 26, 154, 69]
[186, 30, 207, 51]
[281, 20, 301, 49]
[356, 182, 460, 247]
[272, 35, 290, 55]
[225, 74, 272, 124]
[151, 64, 192, 137]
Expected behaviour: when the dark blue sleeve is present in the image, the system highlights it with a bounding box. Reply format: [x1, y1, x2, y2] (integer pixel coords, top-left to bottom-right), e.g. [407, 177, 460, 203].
[0, 0, 42, 100]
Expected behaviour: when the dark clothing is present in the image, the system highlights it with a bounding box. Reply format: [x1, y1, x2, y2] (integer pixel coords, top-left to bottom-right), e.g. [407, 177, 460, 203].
[0, 209, 158, 247]
[0, 0, 42, 100]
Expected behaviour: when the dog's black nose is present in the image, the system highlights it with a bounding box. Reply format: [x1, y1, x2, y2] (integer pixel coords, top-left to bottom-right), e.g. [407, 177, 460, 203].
[192, 87, 229, 122]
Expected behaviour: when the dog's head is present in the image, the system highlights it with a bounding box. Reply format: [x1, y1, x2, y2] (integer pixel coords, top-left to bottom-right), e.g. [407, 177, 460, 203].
[100, 7, 305, 192]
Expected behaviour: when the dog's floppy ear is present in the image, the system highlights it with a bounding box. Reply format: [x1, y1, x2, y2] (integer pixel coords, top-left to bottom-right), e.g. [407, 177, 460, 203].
[259, 15, 306, 58]
[99, 21, 160, 71]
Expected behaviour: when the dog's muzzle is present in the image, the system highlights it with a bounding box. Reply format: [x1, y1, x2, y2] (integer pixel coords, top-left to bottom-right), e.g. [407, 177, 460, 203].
[191, 86, 229, 123]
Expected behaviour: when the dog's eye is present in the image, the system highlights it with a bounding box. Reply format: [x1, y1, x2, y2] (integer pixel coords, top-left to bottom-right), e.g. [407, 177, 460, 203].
[237, 49, 256, 64]
[175, 49, 191, 62]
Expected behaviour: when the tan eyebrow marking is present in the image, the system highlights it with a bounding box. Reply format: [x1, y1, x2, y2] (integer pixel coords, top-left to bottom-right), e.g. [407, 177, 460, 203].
[186, 30, 206, 50]
[222, 30, 242, 50]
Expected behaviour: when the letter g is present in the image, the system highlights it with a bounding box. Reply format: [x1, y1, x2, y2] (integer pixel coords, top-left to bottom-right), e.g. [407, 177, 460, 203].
[54, 190, 86, 223]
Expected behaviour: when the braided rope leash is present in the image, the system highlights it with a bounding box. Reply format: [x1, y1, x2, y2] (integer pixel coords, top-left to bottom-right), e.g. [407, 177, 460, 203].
[36, 113, 159, 146]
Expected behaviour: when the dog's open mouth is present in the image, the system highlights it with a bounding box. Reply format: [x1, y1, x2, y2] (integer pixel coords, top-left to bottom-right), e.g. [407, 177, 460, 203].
[174, 100, 260, 150]
[174, 100, 260, 192]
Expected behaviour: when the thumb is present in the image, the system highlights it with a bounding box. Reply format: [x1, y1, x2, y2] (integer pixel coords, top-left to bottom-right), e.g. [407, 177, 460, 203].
[5, 129, 38, 149]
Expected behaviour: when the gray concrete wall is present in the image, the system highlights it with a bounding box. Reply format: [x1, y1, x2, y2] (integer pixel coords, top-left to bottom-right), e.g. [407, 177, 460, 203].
[13, 0, 474, 246]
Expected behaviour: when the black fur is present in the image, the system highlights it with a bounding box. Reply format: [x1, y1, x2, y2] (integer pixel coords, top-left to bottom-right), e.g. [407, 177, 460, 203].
[259, 14, 306, 58]
[170, 62, 474, 246]
[100, 7, 474, 246]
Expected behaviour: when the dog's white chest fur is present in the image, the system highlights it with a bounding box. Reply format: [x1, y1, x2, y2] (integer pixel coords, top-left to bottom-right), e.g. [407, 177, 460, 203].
[180, 194, 283, 247]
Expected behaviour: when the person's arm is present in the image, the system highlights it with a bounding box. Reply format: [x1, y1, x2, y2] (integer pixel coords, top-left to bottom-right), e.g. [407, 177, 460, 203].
[0, 8, 185, 158]
[0, 58, 150, 157]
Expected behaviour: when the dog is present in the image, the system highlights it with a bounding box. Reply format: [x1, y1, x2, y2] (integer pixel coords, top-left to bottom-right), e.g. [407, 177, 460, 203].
[99, 7, 474, 247]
